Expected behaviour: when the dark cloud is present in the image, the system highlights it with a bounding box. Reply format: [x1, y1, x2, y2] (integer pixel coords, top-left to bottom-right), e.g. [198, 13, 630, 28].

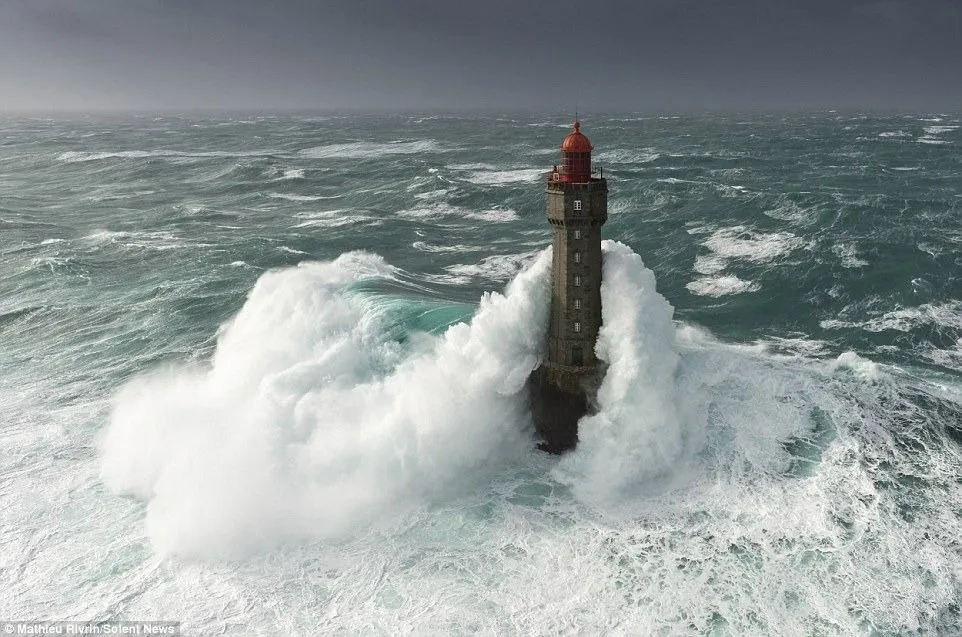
[0, 0, 959, 112]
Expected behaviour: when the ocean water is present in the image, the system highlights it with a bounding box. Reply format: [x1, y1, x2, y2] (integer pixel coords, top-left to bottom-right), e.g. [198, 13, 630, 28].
[1, 112, 961, 635]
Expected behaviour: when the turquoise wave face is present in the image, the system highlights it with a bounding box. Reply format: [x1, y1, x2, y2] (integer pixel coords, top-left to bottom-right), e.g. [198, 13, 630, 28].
[1, 113, 960, 634]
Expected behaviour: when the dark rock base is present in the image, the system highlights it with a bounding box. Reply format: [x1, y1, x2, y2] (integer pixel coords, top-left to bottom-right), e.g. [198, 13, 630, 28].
[526, 365, 589, 454]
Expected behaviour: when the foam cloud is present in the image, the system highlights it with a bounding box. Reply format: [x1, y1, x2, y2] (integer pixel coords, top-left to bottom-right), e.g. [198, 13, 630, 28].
[100, 249, 551, 557]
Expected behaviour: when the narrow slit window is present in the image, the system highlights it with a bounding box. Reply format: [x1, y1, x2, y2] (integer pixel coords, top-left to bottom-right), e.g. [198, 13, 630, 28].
[574, 229, 581, 240]
[574, 251, 581, 263]
[574, 299, 581, 310]
[574, 275, 581, 287]
[573, 200, 582, 211]
[574, 321, 581, 333]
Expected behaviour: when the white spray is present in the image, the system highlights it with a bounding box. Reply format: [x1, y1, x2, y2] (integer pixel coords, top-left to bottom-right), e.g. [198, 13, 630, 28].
[100, 249, 552, 557]
[554, 240, 688, 500]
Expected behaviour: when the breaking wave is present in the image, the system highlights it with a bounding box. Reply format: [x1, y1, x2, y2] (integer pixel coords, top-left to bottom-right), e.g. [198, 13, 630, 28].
[701, 226, 807, 263]
[459, 168, 545, 185]
[101, 242, 695, 555]
[298, 140, 443, 159]
[57, 150, 275, 162]
[101, 250, 551, 557]
[686, 274, 761, 297]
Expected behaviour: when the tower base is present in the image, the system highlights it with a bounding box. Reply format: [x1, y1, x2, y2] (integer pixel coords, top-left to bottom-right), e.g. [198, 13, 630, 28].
[526, 364, 599, 454]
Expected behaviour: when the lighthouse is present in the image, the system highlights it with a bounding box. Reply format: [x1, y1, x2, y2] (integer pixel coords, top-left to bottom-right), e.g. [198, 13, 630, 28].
[529, 120, 608, 453]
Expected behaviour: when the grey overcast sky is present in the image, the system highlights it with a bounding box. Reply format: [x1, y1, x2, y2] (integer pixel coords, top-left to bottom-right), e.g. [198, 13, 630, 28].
[0, 0, 960, 112]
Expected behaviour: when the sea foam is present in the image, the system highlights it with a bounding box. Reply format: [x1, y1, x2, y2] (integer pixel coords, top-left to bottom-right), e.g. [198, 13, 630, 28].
[686, 274, 761, 297]
[703, 226, 806, 263]
[460, 168, 545, 185]
[298, 140, 442, 159]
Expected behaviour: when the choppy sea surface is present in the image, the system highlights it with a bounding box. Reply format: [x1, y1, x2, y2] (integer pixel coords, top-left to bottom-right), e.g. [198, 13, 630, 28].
[1, 112, 961, 635]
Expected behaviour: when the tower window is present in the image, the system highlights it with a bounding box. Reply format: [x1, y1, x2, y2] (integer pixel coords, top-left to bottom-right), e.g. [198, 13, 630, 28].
[574, 230, 581, 240]
[571, 346, 584, 366]
[574, 251, 581, 263]
[574, 321, 581, 333]
[574, 299, 581, 310]
[574, 275, 581, 287]
[573, 200, 582, 211]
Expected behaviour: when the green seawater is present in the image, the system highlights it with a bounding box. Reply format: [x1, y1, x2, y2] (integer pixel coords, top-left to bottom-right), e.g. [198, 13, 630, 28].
[1, 113, 960, 635]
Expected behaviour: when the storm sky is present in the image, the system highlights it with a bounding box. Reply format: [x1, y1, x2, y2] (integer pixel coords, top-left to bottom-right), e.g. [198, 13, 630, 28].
[0, 0, 960, 112]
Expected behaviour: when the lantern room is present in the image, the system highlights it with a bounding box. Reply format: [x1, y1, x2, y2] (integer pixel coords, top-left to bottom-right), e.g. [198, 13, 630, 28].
[558, 120, 592, 183]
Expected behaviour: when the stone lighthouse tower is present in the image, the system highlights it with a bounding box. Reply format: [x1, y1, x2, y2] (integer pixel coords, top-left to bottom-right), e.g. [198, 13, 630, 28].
[529, 119, 608, 452]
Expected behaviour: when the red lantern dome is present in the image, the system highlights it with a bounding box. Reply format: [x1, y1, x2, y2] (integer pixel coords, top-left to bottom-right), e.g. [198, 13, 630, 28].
[558, 119, 592, 183]
[560, 120, 593, 153]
